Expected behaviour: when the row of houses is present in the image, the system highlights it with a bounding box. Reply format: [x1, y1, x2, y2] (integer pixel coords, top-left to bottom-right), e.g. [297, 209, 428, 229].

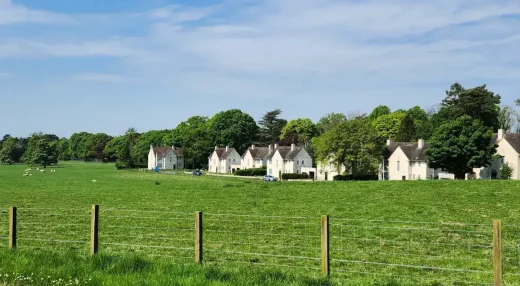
[384, 129, 520, 180]
[147, 129, 520, 180]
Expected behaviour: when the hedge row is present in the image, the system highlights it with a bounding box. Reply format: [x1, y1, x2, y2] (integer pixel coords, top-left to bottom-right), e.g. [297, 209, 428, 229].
[281, 173, 309, 180]
[333, 174, 379, 181]
[116, 161, 148, 170]
[235, 168, 267, 176]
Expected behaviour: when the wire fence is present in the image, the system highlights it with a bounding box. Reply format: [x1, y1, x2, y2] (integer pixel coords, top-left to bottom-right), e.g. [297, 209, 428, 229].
[4, 206, 519, 284]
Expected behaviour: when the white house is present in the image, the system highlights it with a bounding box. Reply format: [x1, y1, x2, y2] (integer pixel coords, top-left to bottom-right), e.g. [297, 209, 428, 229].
[266, 144, 313, 178]
[241, 145, 273, 169]
[148, 145, 184, 170]
[317, 161, 347, 181]
[473, 129, 520, 179]
[208, 146, 242, 173]
[387, 139, 437, 180]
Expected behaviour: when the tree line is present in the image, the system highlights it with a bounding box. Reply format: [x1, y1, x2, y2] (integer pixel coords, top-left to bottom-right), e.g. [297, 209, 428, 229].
[1, 82, 518, 178]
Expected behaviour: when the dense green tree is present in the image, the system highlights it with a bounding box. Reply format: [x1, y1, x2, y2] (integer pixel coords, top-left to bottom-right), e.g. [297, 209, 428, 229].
[368, 105, 391, 121]
[257, 109, 287, 145]
[0, 134, 11, 147]
[425, 116, 496, 179]
[85, 133, 113, 161]
[442, 83, 501, 130]
[57, 138, 71, 161]
[373, 112, 406, 140]
[313, 119, 383, 176]
[396, 113, 416, 142]
[316, 113, 347, 134]
[104, 136, 125, 162]
[207, 109, 259, 154]
[23, 133, 59, 168]
[68, 132, 93, 160]
[0, 137, 24, 164]
[175, 116, 212, 168]
[280, 118, 318, 148]
[132, 130, 170, 164]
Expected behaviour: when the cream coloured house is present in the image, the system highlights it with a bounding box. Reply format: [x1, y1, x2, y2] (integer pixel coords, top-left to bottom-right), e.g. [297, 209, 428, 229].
[473, 129, 520, 179]
[241, 145, 274, 169]
[148, 145, 184, 170]
[266, 144, 313, 178]
[208, 146, 242, 173]
[317, 161, 347, 181]
[387, 139, 437, 180]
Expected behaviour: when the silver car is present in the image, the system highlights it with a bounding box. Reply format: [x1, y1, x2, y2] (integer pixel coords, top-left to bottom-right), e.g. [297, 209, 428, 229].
[263, 175, 277, 181]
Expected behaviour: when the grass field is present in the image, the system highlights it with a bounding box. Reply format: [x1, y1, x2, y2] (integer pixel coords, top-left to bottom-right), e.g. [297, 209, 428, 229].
[1, 162, 520, 285]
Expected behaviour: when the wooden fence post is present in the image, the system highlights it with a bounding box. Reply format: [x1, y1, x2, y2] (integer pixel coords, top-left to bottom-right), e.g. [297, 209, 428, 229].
[321, 215, 330, 278]
[90, 205, 99, 255]
[195, 211, 203, 264]
[493, 220, 502, 286]
[9, 207, 17, 249]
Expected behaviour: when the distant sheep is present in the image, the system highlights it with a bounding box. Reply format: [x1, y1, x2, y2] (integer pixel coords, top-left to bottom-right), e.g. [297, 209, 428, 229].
[50, 170, 56, 173]
[29, 174, 33, 176]
[92, 180, 97, 183]
[23, 174, 28, 177]
[40, 170, 45, 173]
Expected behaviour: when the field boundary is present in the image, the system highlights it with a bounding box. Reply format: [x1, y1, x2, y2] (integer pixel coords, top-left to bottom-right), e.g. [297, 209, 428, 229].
[3, 206, 515, 284]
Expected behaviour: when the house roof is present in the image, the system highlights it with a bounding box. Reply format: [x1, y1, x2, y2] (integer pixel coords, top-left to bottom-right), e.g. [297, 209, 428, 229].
[266, 146, 304, 160]
[242, 147, 272, 160]
[503, 133, 520, 154]
[153, 147, 183, 157]
[213, 148, 238, 159]
[398, 143, 429, 161]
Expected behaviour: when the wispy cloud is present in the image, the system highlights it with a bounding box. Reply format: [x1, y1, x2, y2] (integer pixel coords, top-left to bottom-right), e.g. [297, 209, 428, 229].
[73, 73, 127, 83]
[0, 0, 72, 25]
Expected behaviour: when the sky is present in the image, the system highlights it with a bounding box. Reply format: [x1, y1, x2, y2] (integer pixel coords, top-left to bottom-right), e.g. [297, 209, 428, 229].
[1, 0, 520, 138]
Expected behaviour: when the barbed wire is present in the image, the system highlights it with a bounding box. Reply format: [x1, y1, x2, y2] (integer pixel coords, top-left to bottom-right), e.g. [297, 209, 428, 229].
[100, 242, 192, 251]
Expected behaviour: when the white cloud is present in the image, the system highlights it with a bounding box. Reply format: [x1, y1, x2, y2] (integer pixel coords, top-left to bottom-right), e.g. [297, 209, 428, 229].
[1, 0, 520, 108]
[0, 0, 72, 25]
[73, 73, 127, 83]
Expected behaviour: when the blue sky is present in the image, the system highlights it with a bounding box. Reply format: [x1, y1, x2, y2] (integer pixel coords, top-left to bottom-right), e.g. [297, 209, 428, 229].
[1, 0, 520, 138]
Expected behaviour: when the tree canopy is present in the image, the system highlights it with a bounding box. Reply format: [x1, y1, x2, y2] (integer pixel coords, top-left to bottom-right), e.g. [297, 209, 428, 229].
[425, 116, 496, 179]
[23, 133, 59, 168]
[373, 112, 406, 140]
[207, 109, 259, 154]
[257, 109, 287, 145]
[280, 118, 318, 148]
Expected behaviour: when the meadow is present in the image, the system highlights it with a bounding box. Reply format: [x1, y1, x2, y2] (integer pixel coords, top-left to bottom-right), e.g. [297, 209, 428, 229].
[1, 162, 520, 285]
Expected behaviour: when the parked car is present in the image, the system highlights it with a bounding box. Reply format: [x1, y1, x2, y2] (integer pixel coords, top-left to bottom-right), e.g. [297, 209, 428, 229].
[263, 175, 277, 182]
[192, 170, 203, 176]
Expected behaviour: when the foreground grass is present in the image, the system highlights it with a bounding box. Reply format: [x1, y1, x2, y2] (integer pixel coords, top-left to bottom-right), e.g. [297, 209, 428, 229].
[1, 162, 520, 285]
[0, 250, 330, 286]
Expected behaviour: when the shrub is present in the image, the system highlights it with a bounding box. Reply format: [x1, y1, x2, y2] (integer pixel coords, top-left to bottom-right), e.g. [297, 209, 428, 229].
[333, 174, 379, 181]
[281, 173, 309, 180]
[235, 168, 267, 177]
[500, 163, 514, 180]
[333, 175, 343, 181]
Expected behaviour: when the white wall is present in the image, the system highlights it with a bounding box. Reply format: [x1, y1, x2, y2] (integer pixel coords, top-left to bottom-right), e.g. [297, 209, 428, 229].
[148, 148, 156, 170]
[242, 151, 254, 169]
[208, 152, 221, 173]
[293, 151, 312, 174]
[473, 139, 520, 179]
[388, 147, 411, 180]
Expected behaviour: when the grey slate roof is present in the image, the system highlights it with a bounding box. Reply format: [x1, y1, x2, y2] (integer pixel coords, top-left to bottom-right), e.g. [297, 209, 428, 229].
[153, 147, 183, 157]
[214, 148, 238, 159]
[503, 133, 520, 154]
[266, 146, 305, 160]
[386, 142, 428, 161]
[242, 147, 272, 160]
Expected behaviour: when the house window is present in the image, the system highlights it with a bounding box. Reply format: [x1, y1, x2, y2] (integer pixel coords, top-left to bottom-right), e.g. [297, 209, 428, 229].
[501, 157, 504, 164]
[296, 161, 299, 165]
[233, 159, 235, 163]
[229, 159, 231, 163]
[170, 157, 172, 163]
[418, 174, 421, 179]
[410, 162, 412, 167]
[269, 168, 272, 175]
[412, 174, 416, 179]
[397, 161, 400, 171]
[302, 160, 305, 165]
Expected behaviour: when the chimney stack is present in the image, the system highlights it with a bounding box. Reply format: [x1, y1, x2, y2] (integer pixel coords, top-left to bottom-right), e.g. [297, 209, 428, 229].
[268, 144, 272, 152]
[226, 145, 229, 152]
[498, 129, 504, 141]
[418, 139, 424, 149]
[252, 144, 255, 150]
[274, 143, 279, 149]
[291, 143, 295, 151]
[386, 139, 392, 146]
[215, 146, 218, 151]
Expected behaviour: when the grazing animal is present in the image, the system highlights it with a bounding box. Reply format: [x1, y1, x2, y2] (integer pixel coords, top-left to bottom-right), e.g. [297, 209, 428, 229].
[23, 174, 28, 177]
[92, 180, 97, 183]
[29, 174, 33, 176]
[40, 170, 45, 173]
[37, 167, 40, 171]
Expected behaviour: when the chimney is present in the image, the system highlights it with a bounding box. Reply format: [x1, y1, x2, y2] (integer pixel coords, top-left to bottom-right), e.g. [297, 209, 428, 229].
[418, 139, 424, 149]
[172, 146, 174, 150]
[268, 144, 272, 152]
[274, 143, 279, 149]
[226, 145, 229, 152]
[291, 143, 295, 151]
[386, 139, 392, 146]
[498, 129, 504, 141]
[215, 146, 218, 151]
[150, 144, 153, 150]
[252, 144, 255, 150]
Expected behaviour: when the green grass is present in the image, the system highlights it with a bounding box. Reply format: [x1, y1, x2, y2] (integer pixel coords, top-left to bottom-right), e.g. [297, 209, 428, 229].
[1, 162, 520, 285]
